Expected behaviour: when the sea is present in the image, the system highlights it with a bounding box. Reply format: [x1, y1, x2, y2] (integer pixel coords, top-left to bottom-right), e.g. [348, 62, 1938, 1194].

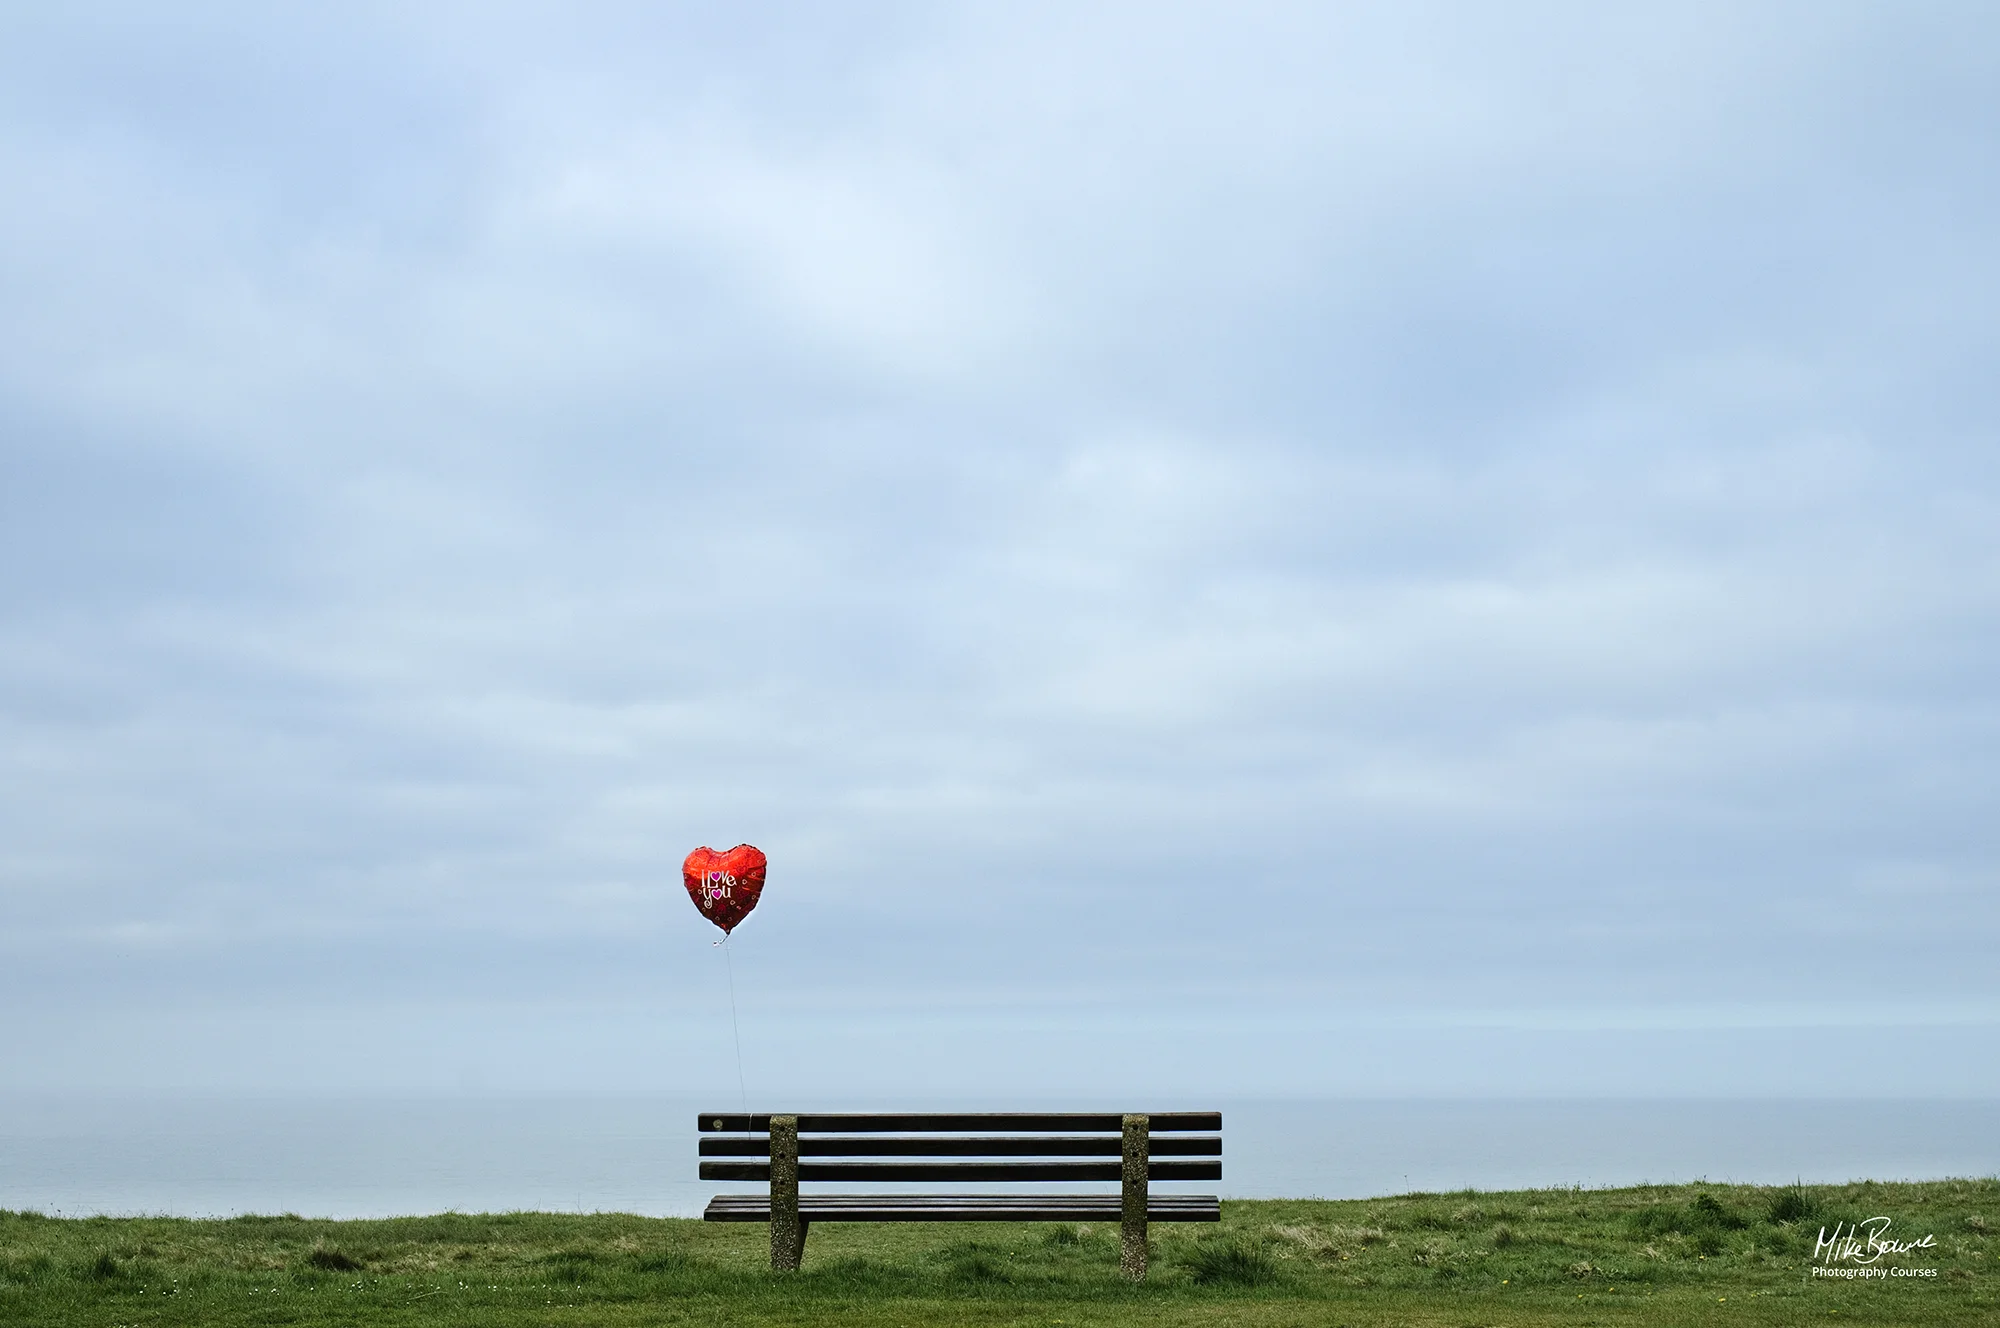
[1, 1097, 1993, 1219]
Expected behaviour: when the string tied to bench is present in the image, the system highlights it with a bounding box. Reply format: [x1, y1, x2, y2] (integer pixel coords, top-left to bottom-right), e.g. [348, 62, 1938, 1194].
[718, 932, 750, 1140]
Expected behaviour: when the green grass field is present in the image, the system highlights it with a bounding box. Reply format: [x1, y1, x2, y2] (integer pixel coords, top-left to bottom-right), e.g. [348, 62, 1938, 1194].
[3, 1178, 1993, 1326]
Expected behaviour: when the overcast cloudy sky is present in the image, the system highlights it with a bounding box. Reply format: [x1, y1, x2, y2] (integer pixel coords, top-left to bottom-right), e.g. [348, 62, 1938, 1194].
[3, 2, 1996, 1101]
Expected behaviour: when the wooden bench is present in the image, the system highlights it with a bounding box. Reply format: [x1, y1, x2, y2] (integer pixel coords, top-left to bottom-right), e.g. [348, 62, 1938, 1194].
[699, 1111, 1221, 1277]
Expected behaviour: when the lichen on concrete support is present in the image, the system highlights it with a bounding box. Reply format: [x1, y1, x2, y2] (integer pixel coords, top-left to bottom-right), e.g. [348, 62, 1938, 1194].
[768, 1114, 803, 1271]
[1120, 1112, 1149, 1280]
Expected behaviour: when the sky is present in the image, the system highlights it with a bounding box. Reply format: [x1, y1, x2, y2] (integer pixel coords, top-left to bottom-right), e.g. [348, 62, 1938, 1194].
[2, 1, 1997, 1101]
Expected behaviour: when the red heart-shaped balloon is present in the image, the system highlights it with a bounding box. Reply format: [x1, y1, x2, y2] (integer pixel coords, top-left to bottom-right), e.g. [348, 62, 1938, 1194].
[682, 844, 767, 935]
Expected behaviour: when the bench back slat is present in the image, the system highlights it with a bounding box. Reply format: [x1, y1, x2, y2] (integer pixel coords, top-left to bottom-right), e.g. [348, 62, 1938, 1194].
[696, 1111, 1222, 1192]
[699, 1134, 1221, 1158]
[698, 1111, 1220, 1134]
[700, 1160, 1223, 1183]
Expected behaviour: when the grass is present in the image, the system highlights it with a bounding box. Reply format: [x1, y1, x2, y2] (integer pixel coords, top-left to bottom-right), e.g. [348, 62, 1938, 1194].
[0, 1178, 1993, 1325]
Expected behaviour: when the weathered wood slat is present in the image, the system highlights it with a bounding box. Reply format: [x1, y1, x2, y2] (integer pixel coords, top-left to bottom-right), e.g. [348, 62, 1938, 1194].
[696, 1112, 1221, 1133]
[699, 1135, 1222, 1158]
[704, 1194, 1221, 1223]
[701, 1160, 1222, 1182]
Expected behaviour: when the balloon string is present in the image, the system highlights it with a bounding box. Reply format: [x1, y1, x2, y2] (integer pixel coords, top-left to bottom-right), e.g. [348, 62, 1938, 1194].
[720, 932, 750, 1138]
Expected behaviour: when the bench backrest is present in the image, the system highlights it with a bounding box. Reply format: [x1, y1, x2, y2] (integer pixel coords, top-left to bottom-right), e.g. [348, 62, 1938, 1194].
[698, 1112, 1222, 1183]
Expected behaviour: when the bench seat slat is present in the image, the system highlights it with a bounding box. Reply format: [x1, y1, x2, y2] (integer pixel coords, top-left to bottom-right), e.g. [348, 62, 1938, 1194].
[705, 1193, 1221, 1223]
[699, 1134, 1221, 1158]
[701, 1160, 1222, 1182]
[697, 1112, 1221, 1133]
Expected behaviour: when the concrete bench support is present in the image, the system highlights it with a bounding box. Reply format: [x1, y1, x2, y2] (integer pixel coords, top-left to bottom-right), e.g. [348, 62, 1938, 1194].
[1120, 1112, 1149, 1280]
[768, 1114, 804, 1271]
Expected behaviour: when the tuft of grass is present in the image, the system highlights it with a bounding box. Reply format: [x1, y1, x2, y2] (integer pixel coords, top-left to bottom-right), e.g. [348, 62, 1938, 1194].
[1630, 1191, 1750, 1245]
[306, 1246, 363, 1271]
[0, 1253, 57, 1287]
[1180, 1239, 1277, 1286]
[1691, 1192, 1749, 1229]
[1627, 1205, 1678, 1238]
[943, 1246, 1011, 1283]
[1766, 1182, 1818, 1225]
[83, 1252, 120, 1282]
[634, 1249, 692, 1273]
[541, 1248, 599, 1283]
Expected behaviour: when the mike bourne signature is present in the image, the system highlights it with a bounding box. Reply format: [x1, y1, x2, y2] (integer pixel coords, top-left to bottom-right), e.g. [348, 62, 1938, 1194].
[1814, 1217, 1937, 1265]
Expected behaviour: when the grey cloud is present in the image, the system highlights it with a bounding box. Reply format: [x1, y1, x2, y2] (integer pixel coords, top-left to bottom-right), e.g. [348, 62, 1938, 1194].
[2, 1, 1996, 1095]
